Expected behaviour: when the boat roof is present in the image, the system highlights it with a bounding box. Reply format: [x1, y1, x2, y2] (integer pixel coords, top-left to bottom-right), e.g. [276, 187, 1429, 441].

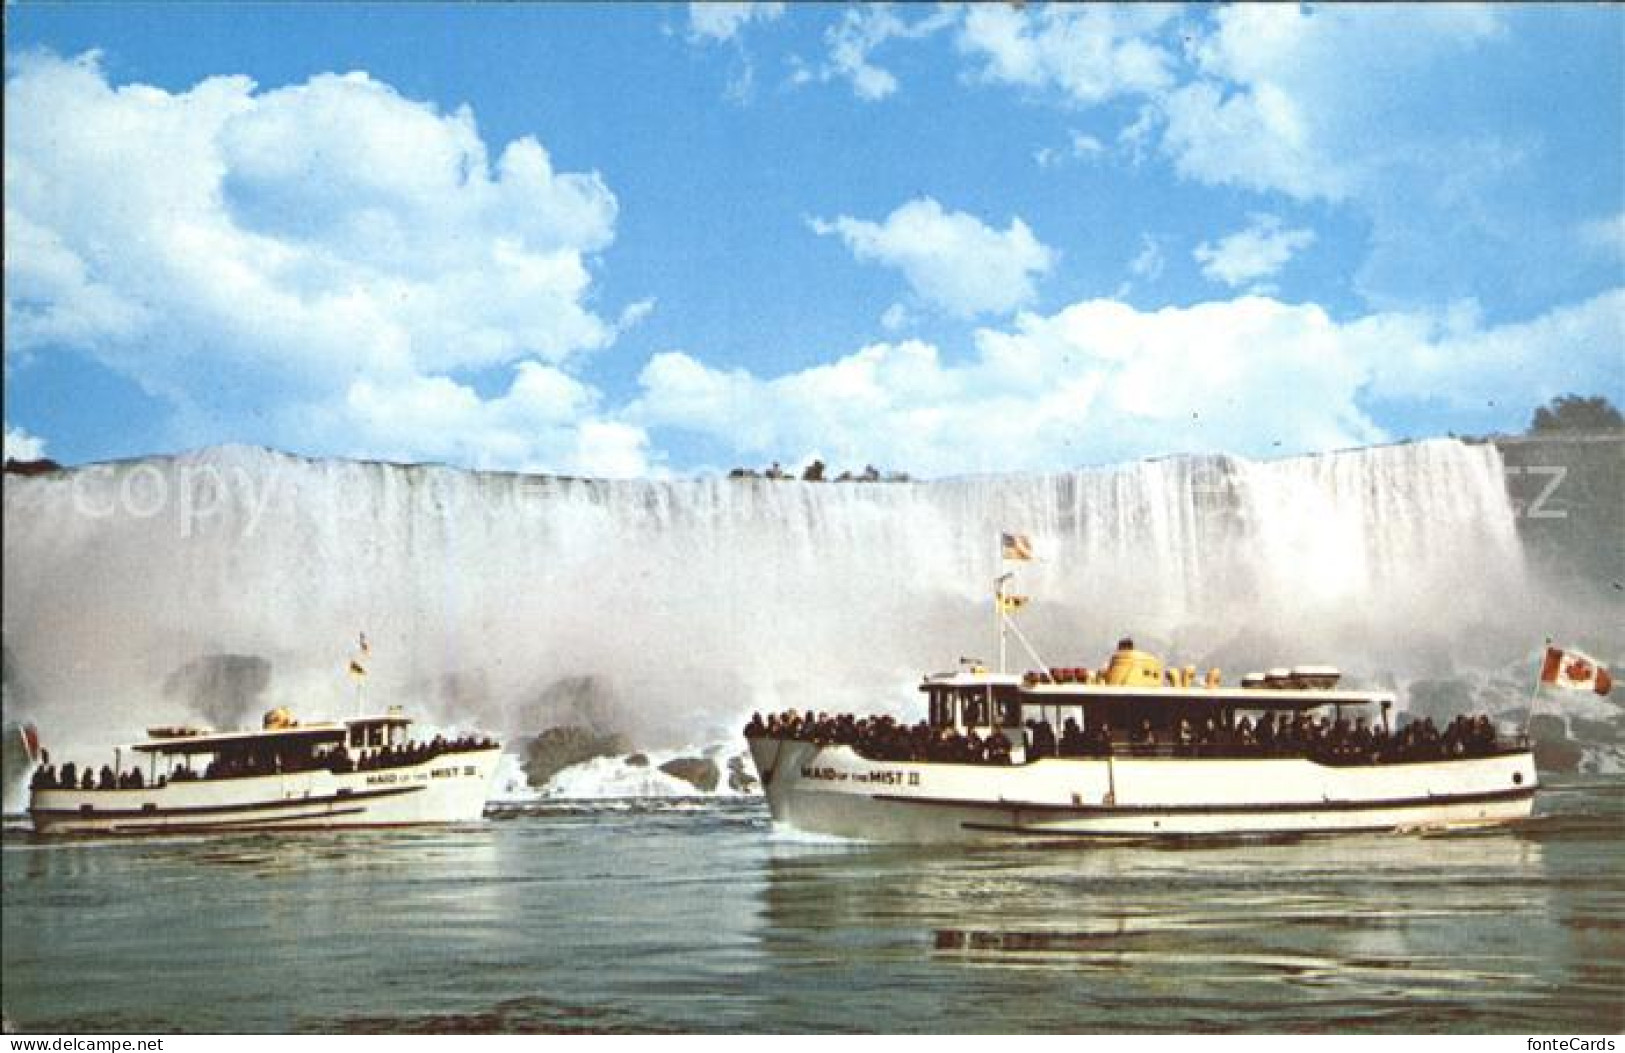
[132, 723, 345, 754]
[1017, 682, 1391, 708]
[921, 671, 1026, 688]
[921, 673, 1391, 709]
[350, 713, 414, 727]
[130, 713, 413, 754]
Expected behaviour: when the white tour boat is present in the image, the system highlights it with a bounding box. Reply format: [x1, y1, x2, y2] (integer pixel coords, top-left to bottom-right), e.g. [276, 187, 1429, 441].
[28, 706, 502, 834]
[745, 570, 1537, 843]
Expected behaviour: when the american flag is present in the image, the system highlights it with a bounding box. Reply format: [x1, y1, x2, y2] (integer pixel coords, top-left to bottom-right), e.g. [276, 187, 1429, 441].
[1000, 532, 1034, 561]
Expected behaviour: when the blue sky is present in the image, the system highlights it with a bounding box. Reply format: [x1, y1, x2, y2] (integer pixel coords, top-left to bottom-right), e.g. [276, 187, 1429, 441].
[4, 2, 1622, 477]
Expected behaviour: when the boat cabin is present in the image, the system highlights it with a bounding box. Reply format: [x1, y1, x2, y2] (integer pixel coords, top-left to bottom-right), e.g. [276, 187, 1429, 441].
[346, 712, 414, 759]
[746, 630, 1511, 773]
[1017, 682, 1389, 749]
[921, 667, 1024, 734]
[129, 708, 417, 783]
[921, 646, 1395, 759]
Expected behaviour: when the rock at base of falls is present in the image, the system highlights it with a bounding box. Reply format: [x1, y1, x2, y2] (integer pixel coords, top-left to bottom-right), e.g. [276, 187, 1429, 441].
[727, 754, 758, 793]
[523, 726, 630, 787]
[658, 757, 719, 792]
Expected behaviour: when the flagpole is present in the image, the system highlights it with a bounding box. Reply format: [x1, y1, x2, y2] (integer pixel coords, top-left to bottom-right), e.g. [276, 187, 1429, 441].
[1522, 639, 1552, 744]
[995, 532, 1039, 676]
[996, 583, 1011, 676]
[352, 630, 371, 719]
[994, 533, 1004, 674]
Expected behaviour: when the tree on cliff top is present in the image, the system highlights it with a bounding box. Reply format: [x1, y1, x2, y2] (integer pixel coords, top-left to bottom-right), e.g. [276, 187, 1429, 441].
[1528, 395, 1624, 434]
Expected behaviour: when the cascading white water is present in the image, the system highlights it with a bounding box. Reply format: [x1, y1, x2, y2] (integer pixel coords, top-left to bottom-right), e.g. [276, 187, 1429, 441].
[0, 439, 1547, 760]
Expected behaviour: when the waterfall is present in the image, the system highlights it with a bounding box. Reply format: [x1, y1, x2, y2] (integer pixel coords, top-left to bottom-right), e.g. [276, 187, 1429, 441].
[0, 440, 1552, 757]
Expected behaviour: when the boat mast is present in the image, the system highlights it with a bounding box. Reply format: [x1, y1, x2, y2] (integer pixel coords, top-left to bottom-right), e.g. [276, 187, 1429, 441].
[350, 631, 371, 718]
[994, 533, 1052, 679]
[995, 570, 1011, 674]
[995, 531, 1022, 673]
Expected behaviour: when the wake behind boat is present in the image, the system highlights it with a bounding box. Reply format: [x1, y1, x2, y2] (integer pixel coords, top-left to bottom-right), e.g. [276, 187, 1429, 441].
[28, 706, 502, 834]
[743, 535, 1559, 844]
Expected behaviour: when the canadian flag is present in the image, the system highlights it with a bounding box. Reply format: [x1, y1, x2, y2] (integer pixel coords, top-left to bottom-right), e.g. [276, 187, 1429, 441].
[19, 723, 43, 764]
[1540, 646, 1614, 696]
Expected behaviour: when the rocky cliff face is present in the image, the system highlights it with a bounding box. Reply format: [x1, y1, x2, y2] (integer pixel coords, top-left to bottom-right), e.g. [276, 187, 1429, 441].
[1494, 433, 1624, 601]
[1486, 432, 1623, 772]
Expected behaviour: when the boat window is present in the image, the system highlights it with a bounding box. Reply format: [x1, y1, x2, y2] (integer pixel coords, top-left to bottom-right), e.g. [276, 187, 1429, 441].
[350, 726, 364, 748]
[990, 685, 1019, 726]
[962, 695, 988, 727]
[368, 725, 384, 748]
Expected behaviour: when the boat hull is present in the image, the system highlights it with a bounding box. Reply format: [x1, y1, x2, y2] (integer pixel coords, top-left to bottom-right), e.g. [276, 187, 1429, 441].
[748, 738, 1537, 843]
[27, 748, 503, 834]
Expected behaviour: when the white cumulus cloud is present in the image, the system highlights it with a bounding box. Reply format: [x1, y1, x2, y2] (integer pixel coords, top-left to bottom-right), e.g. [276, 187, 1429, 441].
[1355, 288, 1625, 412]
[801, 4, 959, 100]
[880, 302, 914, 332]
[1035, 130, 1106, 169]
[1578, 212, 1625, 257]
[329, 363, 650, 476]
[688, 2, 787, 102]
[958, 3, 1179, 105]
[1129, 235, 1165, 281]
[1194, 214, 1316, 289]
[631, 289, 1625, 477]
[4, 425, 48, 461]
[688, 2, 785, 44]
[4, 51, 644, 474]
[810, 197, 1055, 318]
[1158, 5, 1504, 203]
[946, 4, 1540, 308]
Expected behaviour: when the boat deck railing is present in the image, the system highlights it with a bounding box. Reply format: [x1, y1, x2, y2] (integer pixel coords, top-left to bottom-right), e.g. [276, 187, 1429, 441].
[824, 737, 1531, 768]
[30, 738, 499, 794]
[748, 709, 1525, 771]
[1013, 739, 1530, 766]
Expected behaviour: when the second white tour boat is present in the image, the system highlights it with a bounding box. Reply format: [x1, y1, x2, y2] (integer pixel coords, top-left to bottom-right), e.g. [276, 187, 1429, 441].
[28, 706, 502, 834]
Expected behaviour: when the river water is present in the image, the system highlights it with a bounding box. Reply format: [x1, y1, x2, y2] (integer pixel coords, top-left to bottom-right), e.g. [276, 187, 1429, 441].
[3, 778, 1621, 1034]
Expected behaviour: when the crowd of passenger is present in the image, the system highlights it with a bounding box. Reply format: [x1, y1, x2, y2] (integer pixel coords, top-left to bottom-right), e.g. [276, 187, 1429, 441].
[28, 734, 498, 791]
[744, 711, 1014, 763]
[336, 734, 497, 774]
[743, 709, 1505, 766]
[29, 760, 149, 791]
